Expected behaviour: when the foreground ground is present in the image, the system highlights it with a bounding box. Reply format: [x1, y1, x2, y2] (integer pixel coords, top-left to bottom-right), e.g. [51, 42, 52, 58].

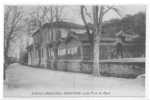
[4, 63, 145, 97]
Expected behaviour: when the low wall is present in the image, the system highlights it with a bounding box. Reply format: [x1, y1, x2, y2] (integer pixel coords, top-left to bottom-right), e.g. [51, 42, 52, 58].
[100, 63, 145, 78]
[47, 58, 145, 78]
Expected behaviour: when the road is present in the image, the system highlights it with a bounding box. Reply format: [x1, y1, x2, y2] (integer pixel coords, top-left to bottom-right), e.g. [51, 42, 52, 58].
[4, 63, 145, 97]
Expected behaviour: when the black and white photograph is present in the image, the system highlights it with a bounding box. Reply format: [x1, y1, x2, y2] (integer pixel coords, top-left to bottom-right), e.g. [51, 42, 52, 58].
[3, 5, 146, 97]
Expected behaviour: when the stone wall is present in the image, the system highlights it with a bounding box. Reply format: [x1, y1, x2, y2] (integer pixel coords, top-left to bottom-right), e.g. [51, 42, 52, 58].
[100, 63, 145, 78]
[47, 59, 145, 78]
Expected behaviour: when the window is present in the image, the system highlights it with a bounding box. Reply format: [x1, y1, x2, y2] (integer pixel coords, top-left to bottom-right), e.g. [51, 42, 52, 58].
[51, 50, 54, 57]
[67, 49, 71, 54]
[48, 48, 54, 57]
[58, 48, 66, 56]
[49, 29, 52, 41]
[48, 49, 51, 57]
[67, 47, 78, 55]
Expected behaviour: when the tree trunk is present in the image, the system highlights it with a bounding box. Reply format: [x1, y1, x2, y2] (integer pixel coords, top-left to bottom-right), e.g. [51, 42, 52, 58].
[93, 28, 101, 76]
[52, 47, 58, 70]
[4, 38, 10, 80]
[38, 49, 41, 66]
[4, 48, 8, 80]
[92, 6, 103, 76]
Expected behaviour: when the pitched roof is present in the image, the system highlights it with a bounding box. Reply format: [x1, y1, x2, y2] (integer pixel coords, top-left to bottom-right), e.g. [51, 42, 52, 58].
[32, 21, 88, 36]
[43, 21, 86, 29]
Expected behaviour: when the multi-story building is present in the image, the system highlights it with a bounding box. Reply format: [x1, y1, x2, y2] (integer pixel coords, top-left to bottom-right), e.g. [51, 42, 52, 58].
[27, 21, 87, 67]
[27, 21, 145, 78]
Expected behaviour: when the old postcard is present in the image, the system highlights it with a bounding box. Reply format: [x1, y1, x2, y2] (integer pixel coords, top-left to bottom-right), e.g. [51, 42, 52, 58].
[4, 5, 145, 97]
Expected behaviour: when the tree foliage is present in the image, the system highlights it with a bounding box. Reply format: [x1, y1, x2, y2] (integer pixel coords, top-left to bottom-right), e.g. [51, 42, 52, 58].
[102, 12, 146, 39]
[26, 6, 64, 33]
[4, 6, 23, 62]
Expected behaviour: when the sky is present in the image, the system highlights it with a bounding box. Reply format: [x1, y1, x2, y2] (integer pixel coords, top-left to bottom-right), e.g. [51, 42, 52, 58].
[23, 5, 146, 25]
[61, 5, 146, 24]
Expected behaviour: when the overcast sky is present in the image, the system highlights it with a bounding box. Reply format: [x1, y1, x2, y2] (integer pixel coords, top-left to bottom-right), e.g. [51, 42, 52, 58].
[23, 5, 146, 25]
[62, 5, 146, 24]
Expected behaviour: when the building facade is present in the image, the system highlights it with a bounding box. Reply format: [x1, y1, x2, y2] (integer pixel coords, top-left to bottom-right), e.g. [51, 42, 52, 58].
[27, 21, 145, 78]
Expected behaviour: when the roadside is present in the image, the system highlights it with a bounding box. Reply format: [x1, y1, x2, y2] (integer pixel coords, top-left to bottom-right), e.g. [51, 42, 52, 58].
[4, 63, 145, 97]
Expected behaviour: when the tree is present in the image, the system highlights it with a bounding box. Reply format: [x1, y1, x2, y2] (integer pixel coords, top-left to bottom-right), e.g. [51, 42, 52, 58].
[121, 12, 145, 39]
[4, 6, 23, 79]
[80, 6, 122, 76]
[27, 6, 64, 31]
[26, 6, 64, 66]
